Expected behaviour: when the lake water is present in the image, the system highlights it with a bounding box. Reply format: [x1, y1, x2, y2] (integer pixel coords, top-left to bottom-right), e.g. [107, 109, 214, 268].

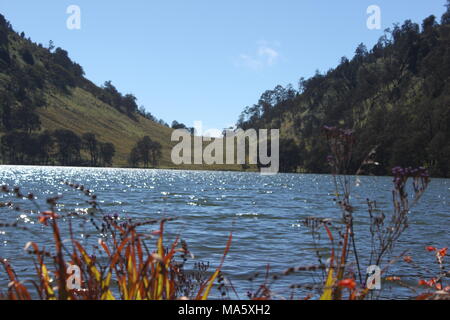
[0, 166, 449, 299]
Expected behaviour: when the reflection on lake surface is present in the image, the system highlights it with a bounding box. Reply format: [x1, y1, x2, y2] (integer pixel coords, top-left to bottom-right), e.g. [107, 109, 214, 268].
[0, 166, 449, 299]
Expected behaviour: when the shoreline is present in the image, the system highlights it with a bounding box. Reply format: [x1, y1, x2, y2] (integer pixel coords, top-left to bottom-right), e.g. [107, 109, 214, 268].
[1, 164, 448, 179]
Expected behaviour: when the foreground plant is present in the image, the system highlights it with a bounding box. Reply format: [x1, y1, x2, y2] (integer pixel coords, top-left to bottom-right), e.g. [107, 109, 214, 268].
[246, 126, 443, 300]
[311, 126, 437, 299]
[0, 184, 231, 300]
[313, 126, 441, 300]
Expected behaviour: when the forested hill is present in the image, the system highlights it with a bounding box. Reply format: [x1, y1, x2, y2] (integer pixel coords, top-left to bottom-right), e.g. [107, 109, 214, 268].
[237, 7, 450, 177]
[0, 13, 177, 167]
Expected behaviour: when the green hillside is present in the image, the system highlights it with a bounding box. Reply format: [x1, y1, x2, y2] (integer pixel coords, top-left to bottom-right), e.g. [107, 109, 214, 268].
[0, 13, 178, 167]
[37, 87, 174, 166]
[237, 7, 450, 177]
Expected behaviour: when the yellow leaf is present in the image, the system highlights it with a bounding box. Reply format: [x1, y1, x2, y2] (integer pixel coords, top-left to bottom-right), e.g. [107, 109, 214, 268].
[320, 268, 335, 300]
[201, 270, 220, 300]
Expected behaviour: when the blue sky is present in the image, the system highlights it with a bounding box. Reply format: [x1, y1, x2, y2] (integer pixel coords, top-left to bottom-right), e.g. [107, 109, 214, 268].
[0, 1, 447, 131]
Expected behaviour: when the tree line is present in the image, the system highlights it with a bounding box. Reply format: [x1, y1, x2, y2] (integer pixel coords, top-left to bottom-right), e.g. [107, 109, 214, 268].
[1, 130, 115, 167]
[128, 136, 162, 168]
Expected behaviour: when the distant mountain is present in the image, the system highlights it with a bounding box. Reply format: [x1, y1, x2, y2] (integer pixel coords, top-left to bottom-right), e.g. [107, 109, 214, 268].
[237, 4, 450, 177]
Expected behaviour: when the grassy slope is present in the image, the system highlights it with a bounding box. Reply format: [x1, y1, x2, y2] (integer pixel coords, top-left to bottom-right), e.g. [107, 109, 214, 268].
[38, 87, 248, 171]
[38, 87, 174, 167]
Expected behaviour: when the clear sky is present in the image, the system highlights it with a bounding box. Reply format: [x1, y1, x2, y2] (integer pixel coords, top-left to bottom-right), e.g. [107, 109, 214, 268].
[0, 1, 447, 131]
